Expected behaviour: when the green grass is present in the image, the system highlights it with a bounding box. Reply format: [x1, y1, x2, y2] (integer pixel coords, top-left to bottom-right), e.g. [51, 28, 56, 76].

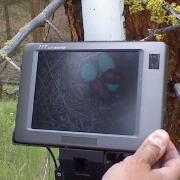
[0, 98, 57, 180]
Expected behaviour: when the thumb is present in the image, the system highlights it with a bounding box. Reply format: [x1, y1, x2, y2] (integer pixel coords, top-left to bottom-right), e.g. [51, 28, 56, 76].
[134, 129, 170, 166]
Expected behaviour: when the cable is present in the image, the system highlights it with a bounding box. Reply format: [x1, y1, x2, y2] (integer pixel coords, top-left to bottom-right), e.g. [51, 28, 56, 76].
[46, 147, 58, 169]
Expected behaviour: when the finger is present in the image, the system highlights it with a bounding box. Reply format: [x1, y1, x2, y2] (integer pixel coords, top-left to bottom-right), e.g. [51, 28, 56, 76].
[162, 140, 180, 167]
[152, 158, 180, 180]
[134, 129, 170, 166]
[152, 140, 180, 179]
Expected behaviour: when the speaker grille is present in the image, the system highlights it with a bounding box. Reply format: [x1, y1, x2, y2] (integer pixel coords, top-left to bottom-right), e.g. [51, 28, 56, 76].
[62, 136, 97, 146]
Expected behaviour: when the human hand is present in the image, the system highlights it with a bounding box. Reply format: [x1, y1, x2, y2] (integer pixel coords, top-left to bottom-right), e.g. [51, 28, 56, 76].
[102, 129, 180, 180]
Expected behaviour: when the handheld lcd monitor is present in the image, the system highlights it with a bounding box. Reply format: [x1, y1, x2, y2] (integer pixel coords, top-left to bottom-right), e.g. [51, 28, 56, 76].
[14, 42, 168, 151]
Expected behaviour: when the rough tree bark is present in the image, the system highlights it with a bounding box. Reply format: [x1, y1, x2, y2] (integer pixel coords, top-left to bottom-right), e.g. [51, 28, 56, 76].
[31, 0, 44, 42]
[64, 0, 84, 41]
[3, 0, 11, 40]
[64, 0, 180, 147]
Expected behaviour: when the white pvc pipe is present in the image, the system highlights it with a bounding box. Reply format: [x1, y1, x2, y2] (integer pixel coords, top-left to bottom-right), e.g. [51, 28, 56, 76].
[81, 0, 125, 41]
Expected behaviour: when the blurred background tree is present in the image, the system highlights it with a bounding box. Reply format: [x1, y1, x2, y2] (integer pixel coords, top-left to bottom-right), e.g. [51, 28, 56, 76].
[3, 0, 11, 40]
[31, 0, 44, 42]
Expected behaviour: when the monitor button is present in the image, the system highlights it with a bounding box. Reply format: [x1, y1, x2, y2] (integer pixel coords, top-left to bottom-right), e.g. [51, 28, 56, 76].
[149, 54, 160, 69]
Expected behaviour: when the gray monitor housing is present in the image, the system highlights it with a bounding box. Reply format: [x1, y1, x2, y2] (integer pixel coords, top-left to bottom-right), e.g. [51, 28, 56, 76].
[14, 42, 168, 152]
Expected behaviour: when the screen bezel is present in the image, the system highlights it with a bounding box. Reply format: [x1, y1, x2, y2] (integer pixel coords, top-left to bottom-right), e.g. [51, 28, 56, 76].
[14, 42, 167, 151]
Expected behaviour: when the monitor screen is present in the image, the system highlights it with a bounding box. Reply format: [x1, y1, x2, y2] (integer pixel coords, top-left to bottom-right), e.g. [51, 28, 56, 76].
[32, 51, 140, 135]
[14, 42, 167, 150]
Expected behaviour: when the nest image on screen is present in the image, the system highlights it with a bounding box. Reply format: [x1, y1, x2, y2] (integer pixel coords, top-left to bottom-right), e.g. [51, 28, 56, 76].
[32, 51, 140, 135]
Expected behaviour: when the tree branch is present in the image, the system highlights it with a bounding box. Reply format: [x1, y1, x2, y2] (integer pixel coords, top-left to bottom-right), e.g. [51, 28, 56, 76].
[44, 13, 55, 41]
[45, 19, 64, 41]
[0, 0, 64, 64]
[0, 51, 21, 72]
[141, 24, 180, 41]
[6, 57, 21, 72]
[163, 3, 180, 20]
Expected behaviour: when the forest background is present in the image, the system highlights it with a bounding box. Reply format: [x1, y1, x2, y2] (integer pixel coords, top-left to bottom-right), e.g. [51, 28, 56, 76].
[0, 1, 70, 179]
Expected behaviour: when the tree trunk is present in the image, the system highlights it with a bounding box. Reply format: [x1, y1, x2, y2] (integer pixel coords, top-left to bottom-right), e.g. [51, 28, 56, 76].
[0, 79, 2, 99]
[3, 0, 11, 40]
[31, 0, 44, 42]
[64, 0, 84, 41]
[64, 0, 180, 148]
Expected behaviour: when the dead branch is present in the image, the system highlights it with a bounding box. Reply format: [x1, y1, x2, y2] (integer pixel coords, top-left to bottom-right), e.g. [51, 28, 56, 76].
[141, 24, 180, 41]
[0, 51, 21, 72]
[163, 3, 180, 20]
[6, 57, 21, 72]
[45, 19, 64, 41]
[0, 0, 64, 65]
[44, 13, 55, 41]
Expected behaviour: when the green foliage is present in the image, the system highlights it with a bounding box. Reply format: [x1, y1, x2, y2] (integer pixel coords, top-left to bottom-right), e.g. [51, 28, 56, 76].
[125, 0, 144, 13]
[125, 0, 180, 25]
[4, 40, 12, 46]
[167, 14, 179, 25]
[154, 34, 165, 40]
[0, 99, 56, 180]
[146, 0, 166, 24]
[0, 50, 8, 61]
[167, 3, 180, 25]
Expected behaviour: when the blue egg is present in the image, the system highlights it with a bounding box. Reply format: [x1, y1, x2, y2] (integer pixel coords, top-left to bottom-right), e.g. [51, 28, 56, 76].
[106, 84, 119, 93]
[99, 53, 115, 72]
[81, 63, 97, 83]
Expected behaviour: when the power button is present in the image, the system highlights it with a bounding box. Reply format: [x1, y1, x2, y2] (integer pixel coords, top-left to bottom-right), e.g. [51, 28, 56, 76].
[149, 54, 160, 69]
